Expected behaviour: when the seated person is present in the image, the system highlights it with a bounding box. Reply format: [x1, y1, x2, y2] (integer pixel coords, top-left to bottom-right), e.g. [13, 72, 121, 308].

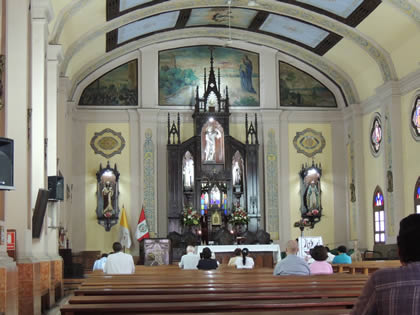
[309, 245, 333, 275]
[332, 246, 352, 264]
[325, 247, 335, 263]
[273, 240, 310, 276]
[178, 245, 200, 270]
[104, 242, 135, 274]
[93, 253, 108, 271]
[351, 214, 420, 315]
[235, 248, 255, 269]
[197, 247, 218, 270]
[228, 248, 242, 266]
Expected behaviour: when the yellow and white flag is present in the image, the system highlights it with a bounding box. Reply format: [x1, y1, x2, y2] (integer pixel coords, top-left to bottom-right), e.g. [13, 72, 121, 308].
[119, 206, 132, 249]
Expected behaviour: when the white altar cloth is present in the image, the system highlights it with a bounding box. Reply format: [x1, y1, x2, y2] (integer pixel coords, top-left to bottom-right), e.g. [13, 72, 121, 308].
[196, 244, 281, 263]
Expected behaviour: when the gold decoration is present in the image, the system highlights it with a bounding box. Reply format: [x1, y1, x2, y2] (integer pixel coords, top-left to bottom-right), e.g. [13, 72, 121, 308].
[90, 128, 125, 158]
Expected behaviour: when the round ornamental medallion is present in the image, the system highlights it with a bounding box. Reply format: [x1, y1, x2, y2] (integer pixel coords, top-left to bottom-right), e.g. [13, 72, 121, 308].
[293, 128, 326, 158]
[90, 128, 126, 158]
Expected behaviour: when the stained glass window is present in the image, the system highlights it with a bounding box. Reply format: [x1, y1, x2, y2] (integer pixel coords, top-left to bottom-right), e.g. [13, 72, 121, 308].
[415, 177, 420, 214]
[370, 115, 382, 156]
[411, 96, 420, 140]
[210, 186, 221, 208]
[373, 186, 385, 244]
[200, 192, 209, 215]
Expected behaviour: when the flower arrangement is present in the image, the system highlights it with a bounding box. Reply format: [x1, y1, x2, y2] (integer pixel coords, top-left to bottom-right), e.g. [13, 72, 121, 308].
[229, 208, 249, 225]
[181, 207, 200, 226]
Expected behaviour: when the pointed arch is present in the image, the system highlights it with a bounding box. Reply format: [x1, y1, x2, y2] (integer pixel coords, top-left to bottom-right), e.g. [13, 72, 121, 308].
[373, 185, 385, 244]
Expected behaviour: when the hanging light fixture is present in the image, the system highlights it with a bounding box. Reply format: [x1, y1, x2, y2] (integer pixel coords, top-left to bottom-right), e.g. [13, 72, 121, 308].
[225, 0, 233, 46]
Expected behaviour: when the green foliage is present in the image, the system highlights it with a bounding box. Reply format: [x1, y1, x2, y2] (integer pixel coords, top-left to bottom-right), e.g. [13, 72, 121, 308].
[160, 67, 198, 96]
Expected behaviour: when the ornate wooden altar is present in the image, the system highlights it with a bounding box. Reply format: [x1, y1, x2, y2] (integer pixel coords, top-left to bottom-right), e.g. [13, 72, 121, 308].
[167, 49, 260, 242]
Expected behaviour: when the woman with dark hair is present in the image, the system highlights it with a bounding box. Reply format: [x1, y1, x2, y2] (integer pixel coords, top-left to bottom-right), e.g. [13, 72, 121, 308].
[235, 248, 255, 269]
[197, 247, 218, 270]
[228, 248, 242, 266]
[309, 245, 333, 275]
[332, 245, 352, 264]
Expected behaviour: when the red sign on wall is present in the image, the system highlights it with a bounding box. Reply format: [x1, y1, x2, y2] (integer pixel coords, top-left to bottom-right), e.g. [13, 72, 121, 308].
[7, 230, 15, 251]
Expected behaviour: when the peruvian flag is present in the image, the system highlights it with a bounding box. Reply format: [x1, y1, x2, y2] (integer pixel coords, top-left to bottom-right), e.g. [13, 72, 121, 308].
[136, 205, 150, 241]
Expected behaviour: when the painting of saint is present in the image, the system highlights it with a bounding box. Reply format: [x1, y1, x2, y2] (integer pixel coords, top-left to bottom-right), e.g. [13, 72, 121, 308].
[371, 117, 382, 153]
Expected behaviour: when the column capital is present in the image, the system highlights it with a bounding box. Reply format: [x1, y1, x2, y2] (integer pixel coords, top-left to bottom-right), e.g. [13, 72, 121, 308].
[48, 45, 63, 63]
[31, 0, 54, 22]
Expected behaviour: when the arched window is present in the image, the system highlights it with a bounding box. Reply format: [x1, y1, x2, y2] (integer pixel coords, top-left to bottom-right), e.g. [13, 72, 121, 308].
[373, 186, 385, 244]
[370, 114, 382, 156]
[415, 177, 420, 214]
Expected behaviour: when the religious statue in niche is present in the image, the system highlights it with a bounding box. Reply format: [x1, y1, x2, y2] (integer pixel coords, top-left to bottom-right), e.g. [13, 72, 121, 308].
[299, 161, 322, 227]
[232, 151, 244, 187]
[201, 120, 224, 163]
[204, 126, 221, 161]
[182, 151, 194, 191]
[96, 161, 120, 231]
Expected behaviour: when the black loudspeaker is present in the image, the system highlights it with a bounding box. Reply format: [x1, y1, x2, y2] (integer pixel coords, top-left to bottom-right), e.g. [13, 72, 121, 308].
[0, 137, 14, 190]
[32, 189, 50, 238]
[48, 176, 64, 201]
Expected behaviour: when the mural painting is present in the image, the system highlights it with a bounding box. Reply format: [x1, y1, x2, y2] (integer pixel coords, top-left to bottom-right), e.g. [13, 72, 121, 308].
[79, 60, 138, 106]
[159, 46, 259, 106]
[279, 61, 336, 107]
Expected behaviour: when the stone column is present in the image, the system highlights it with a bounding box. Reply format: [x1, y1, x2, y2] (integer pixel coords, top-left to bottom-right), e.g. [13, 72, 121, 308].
[2, 0, 30, 314]
[278, 111, 291, 246]
[46, 44, 63, 306]
[376, 82, 404, 243]
[261, 111, 281, 240]
[350, 104, 368, 248]
[139, 110, 158, 236]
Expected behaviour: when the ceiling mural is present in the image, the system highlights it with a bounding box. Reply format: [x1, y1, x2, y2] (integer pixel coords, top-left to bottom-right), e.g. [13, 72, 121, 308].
[260, 14, 329, 48]
[119, 0, 154, 12]
[48, 0, 420, 106]
[59, 0, 397, 88]
[117, 11, 179, 44]
[296, 0, 364, 18]
[185, 7, 258, 28]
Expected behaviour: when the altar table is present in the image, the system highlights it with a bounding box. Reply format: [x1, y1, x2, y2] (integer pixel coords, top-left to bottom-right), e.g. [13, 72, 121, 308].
[196, 244, 281, 268]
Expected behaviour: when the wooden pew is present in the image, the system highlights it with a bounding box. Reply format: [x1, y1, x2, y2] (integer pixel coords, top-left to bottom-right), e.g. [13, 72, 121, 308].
[333, 260, 401, 275]
[62, 267, 366, 314]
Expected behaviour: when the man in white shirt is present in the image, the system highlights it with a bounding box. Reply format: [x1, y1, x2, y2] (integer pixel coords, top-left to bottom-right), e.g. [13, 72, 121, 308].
[93, 253, 108, 271]
[104, 242, 135, 274]
[178, 245, 200, 270]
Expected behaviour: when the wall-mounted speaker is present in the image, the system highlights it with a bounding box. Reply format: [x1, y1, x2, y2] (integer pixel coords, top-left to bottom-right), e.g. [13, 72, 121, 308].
[48, 176, 64, 201]
[0, 137, 14, 190]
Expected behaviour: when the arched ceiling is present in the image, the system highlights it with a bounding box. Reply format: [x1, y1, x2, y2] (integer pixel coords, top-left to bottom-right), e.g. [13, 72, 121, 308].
[49, 0, 420, 104]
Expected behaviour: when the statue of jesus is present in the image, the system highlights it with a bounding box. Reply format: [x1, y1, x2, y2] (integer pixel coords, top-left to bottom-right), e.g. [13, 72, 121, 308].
[204, 126, 221, 161]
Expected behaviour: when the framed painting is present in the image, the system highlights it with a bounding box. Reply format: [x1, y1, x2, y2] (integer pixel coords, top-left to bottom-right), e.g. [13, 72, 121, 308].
[159, 45, 259, 107]
[279, 61, 336, 107]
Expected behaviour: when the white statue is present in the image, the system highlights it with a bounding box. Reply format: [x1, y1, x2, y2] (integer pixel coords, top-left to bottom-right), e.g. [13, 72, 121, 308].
[204, 126, 221, 161]
[232, 161, 241, 185]
[183, 158, 194, 188]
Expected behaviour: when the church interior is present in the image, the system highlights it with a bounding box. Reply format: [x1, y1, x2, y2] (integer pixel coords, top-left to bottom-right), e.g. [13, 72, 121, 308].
[1, 0, 420, 314]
